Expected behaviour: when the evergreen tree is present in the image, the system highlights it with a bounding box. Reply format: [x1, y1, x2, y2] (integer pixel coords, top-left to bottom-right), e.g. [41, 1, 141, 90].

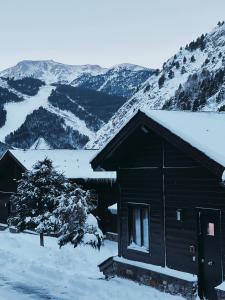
[175, 61, 180, 69]
[154, 69, 160, 76]
[183, 56, 187, 64]
[9, 158, 103, 249]
[168, 69, 174, 79]
[191, 55, 196, 62]
[158, 74, 165, 88]
[181, 66, 187, 74]
[8, 158, 65, 233]
[204, 58, 210, 65]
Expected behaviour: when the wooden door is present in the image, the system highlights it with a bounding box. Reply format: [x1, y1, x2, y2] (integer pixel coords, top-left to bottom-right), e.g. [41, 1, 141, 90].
[197, 208, 222, 299]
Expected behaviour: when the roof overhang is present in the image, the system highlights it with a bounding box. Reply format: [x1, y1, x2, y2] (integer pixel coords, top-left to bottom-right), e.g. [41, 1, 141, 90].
[91, 110, 225, 178]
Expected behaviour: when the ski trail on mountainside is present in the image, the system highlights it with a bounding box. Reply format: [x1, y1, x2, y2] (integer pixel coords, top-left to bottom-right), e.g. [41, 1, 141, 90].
[0, 85, 55, 142]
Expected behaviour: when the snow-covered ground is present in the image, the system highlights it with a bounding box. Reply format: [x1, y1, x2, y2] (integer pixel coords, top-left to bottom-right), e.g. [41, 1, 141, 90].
[0, 230, 183, 300]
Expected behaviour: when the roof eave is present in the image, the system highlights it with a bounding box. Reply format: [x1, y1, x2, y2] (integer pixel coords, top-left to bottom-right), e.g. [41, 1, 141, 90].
[91, 110, 225, 178]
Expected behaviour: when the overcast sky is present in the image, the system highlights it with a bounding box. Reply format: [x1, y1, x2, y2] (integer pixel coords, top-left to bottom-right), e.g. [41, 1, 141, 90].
[1, 0, 225, 70]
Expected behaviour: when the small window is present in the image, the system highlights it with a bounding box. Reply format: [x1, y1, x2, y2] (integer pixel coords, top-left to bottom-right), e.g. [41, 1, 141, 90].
[128, 205, 150, 253]
[207, 222, 215, 236]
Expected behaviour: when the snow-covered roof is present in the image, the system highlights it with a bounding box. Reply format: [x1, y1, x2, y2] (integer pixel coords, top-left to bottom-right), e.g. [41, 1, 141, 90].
[91, 109, 225, 179]
[9, 149, 116, 180]
[108, 203, 117, 215]
[141, 109, 225, 168]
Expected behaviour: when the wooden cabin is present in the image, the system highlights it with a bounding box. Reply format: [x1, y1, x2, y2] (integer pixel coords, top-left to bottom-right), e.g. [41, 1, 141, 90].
[0, 149, 118, 234]
[91, 109, 225, 300]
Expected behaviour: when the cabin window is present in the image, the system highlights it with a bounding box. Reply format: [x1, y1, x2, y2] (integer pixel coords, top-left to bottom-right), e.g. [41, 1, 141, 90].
[207, 222, 215, 236]
[128, 204, 150, 253]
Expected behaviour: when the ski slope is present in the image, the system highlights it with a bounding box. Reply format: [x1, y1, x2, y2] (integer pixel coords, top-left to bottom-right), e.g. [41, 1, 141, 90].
[0, 85, 55, 142]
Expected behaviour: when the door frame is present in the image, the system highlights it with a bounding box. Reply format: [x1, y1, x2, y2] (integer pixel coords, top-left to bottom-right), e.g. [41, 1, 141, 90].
[196, 207, 223, 299]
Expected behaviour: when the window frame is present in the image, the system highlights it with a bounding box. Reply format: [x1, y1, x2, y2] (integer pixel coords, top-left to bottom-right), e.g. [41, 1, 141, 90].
[127, 202, 151, 254]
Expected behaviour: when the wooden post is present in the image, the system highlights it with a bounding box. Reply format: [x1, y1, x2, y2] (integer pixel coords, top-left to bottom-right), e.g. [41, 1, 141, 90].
[40, 232, 44, 247]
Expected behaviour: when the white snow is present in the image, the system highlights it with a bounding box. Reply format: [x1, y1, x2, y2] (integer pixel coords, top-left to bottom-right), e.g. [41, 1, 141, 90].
[47, 104, 95, 140]
[108, 203, 117, 215]
[0, 230, 184, 300]
[216, 281, 225, 291]
[30, 138, 52, 150]
[0, 85, 55, 142]
[142, 109, 225, 169]
[0, 60, 106, 84]
[92, 109, 225, 179]
[127, 242, 149, 253]
[7, 149, 116, 180]
[114, 256, 197, 282]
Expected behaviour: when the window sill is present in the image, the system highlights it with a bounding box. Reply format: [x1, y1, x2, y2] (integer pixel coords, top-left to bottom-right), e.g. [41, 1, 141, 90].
[127, 244, 149, 254]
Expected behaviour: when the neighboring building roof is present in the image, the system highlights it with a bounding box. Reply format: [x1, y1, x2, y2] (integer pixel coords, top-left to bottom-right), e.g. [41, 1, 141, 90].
[91, 109, 225, 179]
[7, 149, 116, 180]
[108, 203, 117, 215]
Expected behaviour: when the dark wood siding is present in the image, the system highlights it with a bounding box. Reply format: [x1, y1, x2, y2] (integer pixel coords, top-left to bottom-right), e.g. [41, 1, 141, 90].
[164, 141, 199, 167]
[75, 179, 118, 234]
[0, 192, 11, 223]
[165, 167, 225, 277]
[118, 168, 165, 266]
[115, 125, 225, 279]
[0, 153, 24, 192]
[116, 128, 162, 168]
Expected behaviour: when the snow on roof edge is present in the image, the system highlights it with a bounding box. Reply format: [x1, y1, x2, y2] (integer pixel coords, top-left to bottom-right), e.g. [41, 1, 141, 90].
[7, 149, 116, 180]
[91, 109, 225, 180]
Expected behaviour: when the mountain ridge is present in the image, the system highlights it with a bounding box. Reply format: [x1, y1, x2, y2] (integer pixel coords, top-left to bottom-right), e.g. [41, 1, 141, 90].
[0, 61, 154, 149]
[87, 21, 225, 149]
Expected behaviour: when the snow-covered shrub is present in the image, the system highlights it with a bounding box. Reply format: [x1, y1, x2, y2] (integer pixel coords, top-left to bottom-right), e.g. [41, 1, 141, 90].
[55, 182, 103, 249]
[83, 214, 103, 249]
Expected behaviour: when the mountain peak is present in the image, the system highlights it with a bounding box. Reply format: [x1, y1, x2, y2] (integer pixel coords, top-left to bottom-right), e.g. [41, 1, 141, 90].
[0, 60, 107, 84]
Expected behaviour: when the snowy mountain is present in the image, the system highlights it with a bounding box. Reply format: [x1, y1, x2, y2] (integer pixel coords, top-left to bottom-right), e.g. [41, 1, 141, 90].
[87, 21, 225, 149]
[30, 137, 52, 150]
[71, 63, 154, 98]
[0, 61, 154, 149]
[1, 60, 154, 98]
[0, 141, 10, 157]
[0, 60, 105, 85]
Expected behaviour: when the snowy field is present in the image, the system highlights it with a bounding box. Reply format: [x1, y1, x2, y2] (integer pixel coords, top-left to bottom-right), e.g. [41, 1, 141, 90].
[0, 230, 183, 300]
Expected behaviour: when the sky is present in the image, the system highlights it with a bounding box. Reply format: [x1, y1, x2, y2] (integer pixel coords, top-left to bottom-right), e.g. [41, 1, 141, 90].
[0, 0, 225, 71]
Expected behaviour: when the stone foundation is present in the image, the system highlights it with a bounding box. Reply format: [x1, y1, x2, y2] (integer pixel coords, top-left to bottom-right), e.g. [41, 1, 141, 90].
[216, 286, 225, 300]
[99, 256, 198, 300]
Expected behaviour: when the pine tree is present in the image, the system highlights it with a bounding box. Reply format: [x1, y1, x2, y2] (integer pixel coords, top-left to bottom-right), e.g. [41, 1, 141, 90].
[9, 158, 103, 249]
[181, 66, 187, 74]
[175, 61, 180, 69]
[183, 56, 187, 64]
[158, 74, 165, 88]
[191, 55, 196, 62]
[8, 158, 65, 233]
[168, 69, 174, 79]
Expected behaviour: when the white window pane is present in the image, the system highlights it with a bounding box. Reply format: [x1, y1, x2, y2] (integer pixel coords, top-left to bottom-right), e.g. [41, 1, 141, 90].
[207, 223, 214, 236]
[142, 208, 149, 249]
[134, 208, 141, 246]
